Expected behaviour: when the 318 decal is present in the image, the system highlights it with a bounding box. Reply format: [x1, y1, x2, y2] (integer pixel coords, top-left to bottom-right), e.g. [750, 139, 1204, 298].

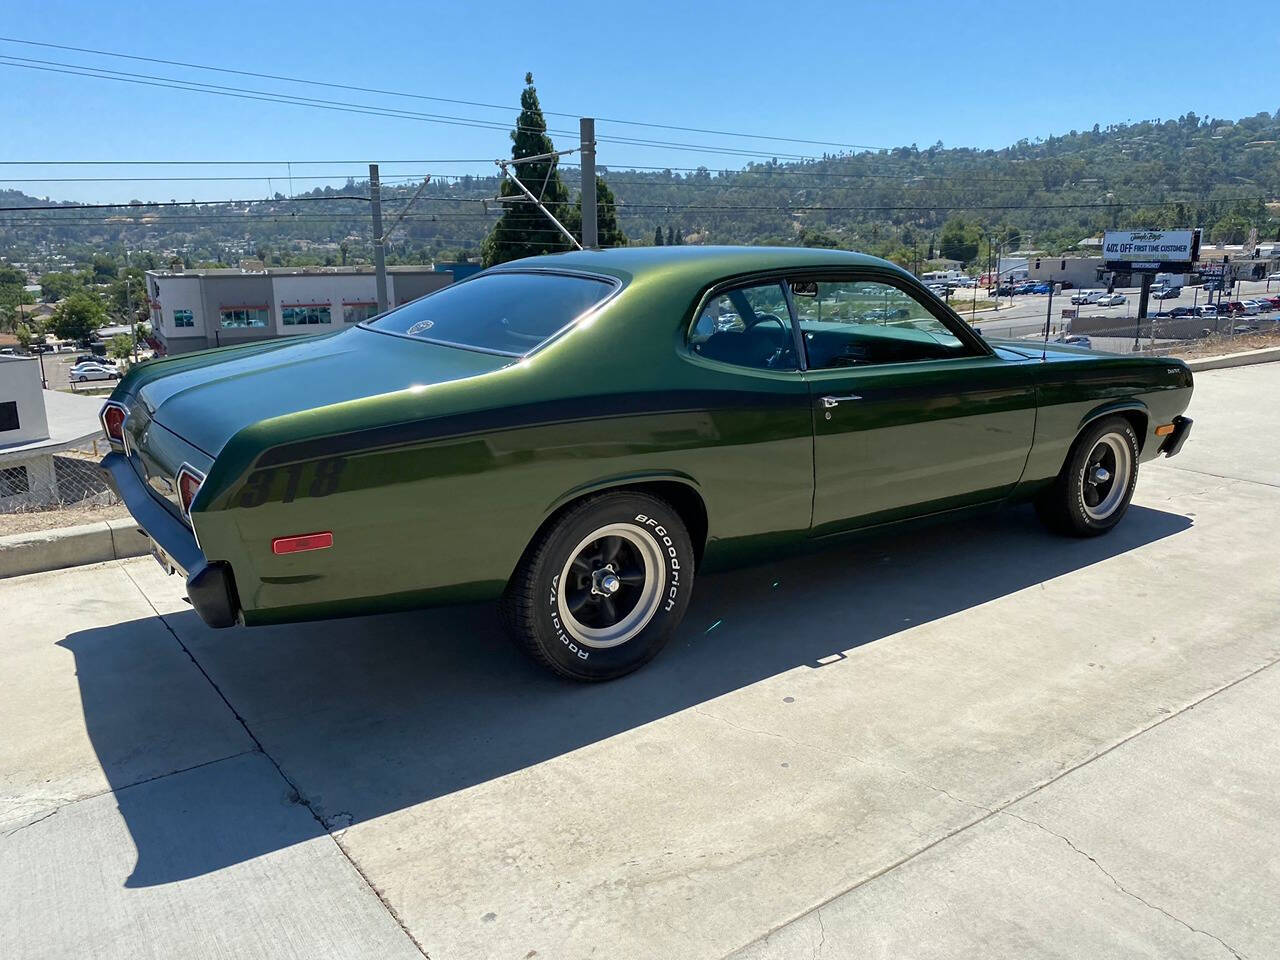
[237, 457, 346, 508]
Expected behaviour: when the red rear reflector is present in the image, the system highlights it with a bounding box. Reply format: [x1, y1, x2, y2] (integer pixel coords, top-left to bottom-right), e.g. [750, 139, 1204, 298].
[272, 532, 333, 555]
[177, 469, 203, 516]
[102, 404, 126, 442]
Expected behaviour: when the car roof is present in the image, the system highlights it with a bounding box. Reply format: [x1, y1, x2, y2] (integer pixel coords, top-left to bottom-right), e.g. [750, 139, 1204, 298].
[491, 245, 911, 285]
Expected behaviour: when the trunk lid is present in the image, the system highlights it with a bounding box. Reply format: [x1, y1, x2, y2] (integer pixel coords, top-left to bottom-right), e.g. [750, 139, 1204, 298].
[136, 327, 510, 456]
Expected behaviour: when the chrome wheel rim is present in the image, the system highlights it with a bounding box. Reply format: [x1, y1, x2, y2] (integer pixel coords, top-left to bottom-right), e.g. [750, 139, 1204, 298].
[557, 522, 665, 649]
[1082, 434, 1132, 520]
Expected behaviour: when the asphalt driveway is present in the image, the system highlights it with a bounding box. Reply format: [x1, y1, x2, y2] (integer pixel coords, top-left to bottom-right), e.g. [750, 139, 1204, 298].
[2, 364, 1278, 959]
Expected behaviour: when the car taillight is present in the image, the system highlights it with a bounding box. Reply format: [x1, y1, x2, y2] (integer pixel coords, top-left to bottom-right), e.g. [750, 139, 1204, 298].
[100, 401, 127, 445]
[176, 464, 205, 520]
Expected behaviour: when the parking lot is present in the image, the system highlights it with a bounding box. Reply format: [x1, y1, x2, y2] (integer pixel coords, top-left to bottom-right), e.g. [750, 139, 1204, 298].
[2, 363, 1278, 959]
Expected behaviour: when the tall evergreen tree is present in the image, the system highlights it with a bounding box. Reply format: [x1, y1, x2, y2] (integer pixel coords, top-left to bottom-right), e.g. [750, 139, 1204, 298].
[674, 228, 684, 246]
[482, 73, 575, 267]
[569, 176, 628, 248]
[654, 225, 664, 246]
[667, 226, 675, 246]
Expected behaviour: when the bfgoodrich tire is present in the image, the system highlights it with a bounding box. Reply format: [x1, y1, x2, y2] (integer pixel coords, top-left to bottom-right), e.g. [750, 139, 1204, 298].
[500, 491, 695, 681]
[1036, 415, 1140, 537]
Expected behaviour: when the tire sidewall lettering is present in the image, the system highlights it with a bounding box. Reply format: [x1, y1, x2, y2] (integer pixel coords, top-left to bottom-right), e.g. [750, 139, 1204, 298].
[636, 513, 683, 612]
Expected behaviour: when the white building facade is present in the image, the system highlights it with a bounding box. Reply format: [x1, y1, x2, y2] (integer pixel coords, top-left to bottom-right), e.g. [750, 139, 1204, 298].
[146, 265, 456, 355]
[0, 355, 104, 510]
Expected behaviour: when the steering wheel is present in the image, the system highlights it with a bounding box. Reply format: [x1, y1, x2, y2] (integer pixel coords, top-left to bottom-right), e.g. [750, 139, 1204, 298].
[747, 313, 794, 368]
[749, 312, 789, 334]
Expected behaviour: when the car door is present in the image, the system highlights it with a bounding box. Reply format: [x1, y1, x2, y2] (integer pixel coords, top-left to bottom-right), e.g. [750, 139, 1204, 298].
[791, 273, 1037, 536]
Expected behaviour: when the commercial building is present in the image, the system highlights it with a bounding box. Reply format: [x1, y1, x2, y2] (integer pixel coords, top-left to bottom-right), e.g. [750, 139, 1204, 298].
[996, 256, 1030, 282]
[0, 355, 106, 510]
[144, 264, 458, 356]
[1026, 256, 1106, 289]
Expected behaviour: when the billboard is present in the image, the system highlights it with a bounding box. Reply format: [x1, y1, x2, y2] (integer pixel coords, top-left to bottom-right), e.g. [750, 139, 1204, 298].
[1103, 229, 1198, 272]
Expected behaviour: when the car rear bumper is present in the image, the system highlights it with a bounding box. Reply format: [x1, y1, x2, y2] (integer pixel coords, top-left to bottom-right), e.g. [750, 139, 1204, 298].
[1160, 416, 1193, 458]
[100, 451, 240, 628]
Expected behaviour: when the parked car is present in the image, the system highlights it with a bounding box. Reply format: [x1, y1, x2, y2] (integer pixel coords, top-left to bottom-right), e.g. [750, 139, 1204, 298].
[1203, 279, 1223, 292]
[1239, 301, 1262, 316]
[70, 361, 120, 383]
[98, 247, 1194, 681]
[1096, 293, 1127, 306]
[1014, 282, 1037, 295]
[1243, 299, 1271, 314]
[1196, 305, 1219, 319]
[1031, 282, 1052, 294]
[1167, 306, 1196, 318]
[1152, 287, 1180, 300]
[1268, 272, 1280, 282]
[1052, 335, 1092, 349]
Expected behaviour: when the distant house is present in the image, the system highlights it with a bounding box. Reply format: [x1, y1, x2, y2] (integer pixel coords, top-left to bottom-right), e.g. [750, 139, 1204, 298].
[0, 355, 107, 510]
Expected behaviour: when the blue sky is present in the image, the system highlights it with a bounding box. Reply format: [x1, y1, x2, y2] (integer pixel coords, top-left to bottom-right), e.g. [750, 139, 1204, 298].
[2, 0, 1277, 203]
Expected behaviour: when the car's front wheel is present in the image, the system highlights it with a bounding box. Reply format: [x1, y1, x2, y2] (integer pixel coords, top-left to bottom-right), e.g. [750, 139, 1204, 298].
[501, 491, 695, 681]
[1036, 415, 1140, 536]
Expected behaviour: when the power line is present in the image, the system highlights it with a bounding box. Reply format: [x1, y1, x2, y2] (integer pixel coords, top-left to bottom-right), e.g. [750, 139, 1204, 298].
[0, 55, 577, 138]
[0, 36, 887, 151]
[0, 56, 825, 164]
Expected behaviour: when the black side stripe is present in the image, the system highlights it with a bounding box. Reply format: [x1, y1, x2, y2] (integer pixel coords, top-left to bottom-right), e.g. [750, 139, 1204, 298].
[254, 389, 806, 468]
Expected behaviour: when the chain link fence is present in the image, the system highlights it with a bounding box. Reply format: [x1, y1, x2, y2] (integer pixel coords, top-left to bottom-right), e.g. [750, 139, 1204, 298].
[0, 440, 119, 515]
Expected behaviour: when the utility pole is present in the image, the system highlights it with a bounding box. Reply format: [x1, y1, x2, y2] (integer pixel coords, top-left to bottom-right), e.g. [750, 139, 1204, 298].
[124, 248, 137, 362]
[1134, 272, 1152, 350]
[370, 163, 388, 313]
[1044, 278, 1055, 342]
[580, 118, 598, 250]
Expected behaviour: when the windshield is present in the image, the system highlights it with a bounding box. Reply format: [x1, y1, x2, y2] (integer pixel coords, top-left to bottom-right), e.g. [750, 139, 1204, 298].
[366, 270, 616, 355]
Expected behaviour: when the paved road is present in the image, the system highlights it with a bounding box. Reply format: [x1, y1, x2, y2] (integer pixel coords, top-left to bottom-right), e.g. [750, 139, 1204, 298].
[960, 277, 1280, 345]
[2, 365, 1278, 959]
[36, 351, 120, 395]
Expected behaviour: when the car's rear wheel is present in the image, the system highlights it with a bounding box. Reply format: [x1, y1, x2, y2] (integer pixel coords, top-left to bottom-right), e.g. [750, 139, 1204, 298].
[1036, 415, 1140, 536]
[500, 491, 695, 681]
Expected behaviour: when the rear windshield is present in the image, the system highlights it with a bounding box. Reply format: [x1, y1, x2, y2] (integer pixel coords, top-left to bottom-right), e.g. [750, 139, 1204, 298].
[366, 271, 615, 355]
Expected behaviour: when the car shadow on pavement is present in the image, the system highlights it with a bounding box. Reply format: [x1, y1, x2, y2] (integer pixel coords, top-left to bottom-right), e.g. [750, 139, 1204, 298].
[60, 502, 1191, 887]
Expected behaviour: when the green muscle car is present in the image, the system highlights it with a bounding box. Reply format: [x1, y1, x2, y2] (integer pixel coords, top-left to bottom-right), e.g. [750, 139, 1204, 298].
[99, 247, 1193, 680]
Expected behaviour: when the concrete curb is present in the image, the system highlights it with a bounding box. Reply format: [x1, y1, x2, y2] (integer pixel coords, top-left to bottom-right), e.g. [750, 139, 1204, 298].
[0, 517, 150, 579]
[1186, 346, 1280, 371]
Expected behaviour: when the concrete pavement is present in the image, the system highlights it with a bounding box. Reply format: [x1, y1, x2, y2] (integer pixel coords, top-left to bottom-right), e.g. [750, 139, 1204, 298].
[2, 365, 1278, 959]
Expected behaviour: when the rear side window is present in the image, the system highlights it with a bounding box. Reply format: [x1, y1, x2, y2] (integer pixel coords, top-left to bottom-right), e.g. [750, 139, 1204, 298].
[367, 271, 615, 355]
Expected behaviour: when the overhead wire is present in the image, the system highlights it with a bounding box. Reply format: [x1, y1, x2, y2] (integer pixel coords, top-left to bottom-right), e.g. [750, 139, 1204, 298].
[0, 36, 888, 151]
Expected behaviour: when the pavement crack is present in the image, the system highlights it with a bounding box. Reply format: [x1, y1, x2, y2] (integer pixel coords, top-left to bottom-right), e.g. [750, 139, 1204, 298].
[1005, 812, 1247, 960]
[120, 563, 431, 960]
[725, 655, 1280, 959]
[813, 910, 826, 959]
[2, 807, 58, 839]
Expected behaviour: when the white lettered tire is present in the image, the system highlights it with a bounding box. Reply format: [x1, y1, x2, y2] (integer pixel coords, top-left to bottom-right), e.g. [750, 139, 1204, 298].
[500, 491, 696, 681]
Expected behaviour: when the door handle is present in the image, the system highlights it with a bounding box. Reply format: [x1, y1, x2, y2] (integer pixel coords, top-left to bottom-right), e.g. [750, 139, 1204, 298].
[820, 394, 862, 408]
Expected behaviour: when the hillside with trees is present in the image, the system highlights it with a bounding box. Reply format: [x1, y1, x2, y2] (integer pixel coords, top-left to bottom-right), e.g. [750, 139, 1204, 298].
[3, 109, 1280, 275]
